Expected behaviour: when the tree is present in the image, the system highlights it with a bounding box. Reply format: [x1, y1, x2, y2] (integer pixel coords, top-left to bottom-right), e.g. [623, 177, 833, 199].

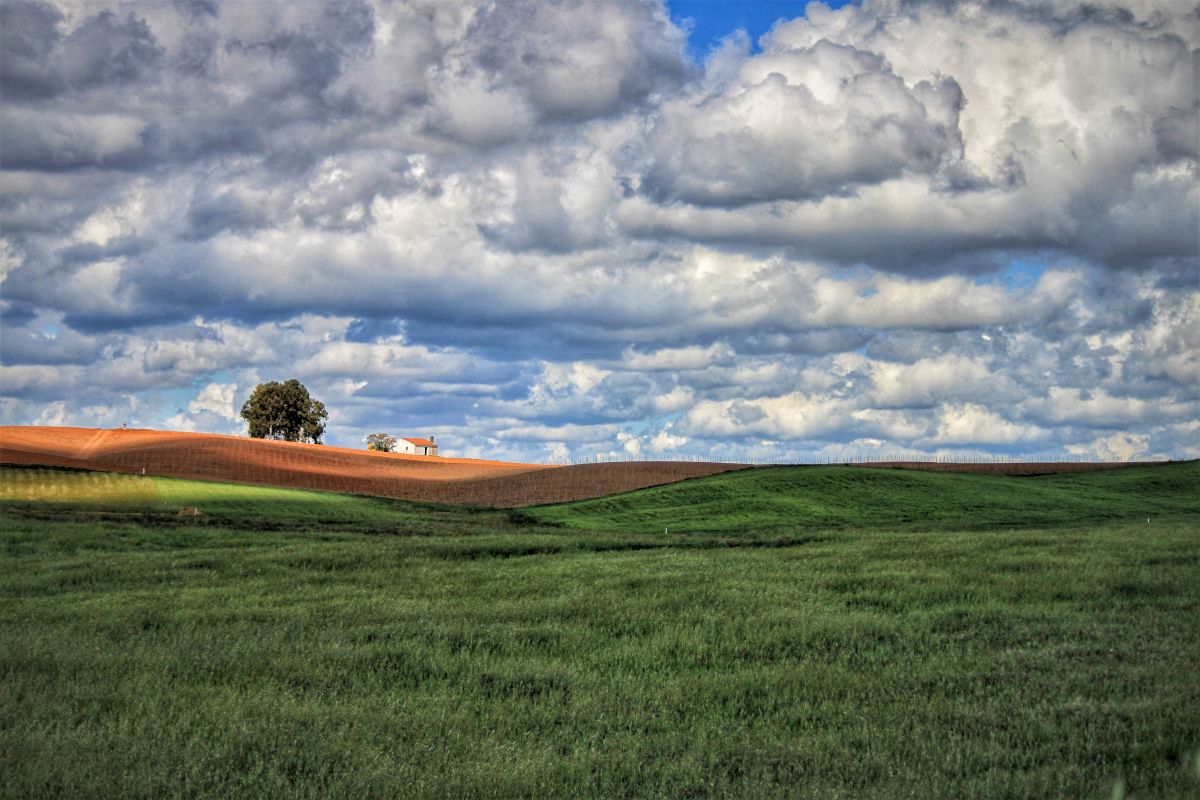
[240, 379, 328, 444]
[366, 433, 397, 452]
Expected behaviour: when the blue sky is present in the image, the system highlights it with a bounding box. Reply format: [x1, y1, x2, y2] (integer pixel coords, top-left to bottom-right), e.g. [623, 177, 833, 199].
[670, 0, 853, 59]
[0, 0, 1196, 463]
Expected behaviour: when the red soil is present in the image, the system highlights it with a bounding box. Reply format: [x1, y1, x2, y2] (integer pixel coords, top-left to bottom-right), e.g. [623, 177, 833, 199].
[0, 426, 745, 508]
[6, 426, 1149, 508]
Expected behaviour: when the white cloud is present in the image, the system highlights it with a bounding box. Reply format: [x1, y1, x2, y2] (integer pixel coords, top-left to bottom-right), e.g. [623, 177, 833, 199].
[1, 0, 1196, 464]
[187, 382, 238, 419]
[430, 80, 536, 147]
[850, 408, 932, 441]
[496, 422, 620, 443]
[1028, 387, 1194, 427]
[525, 362, 611, 404]
[683, 392, 852, 439]
[623, 342, 733, 371]
[652, 386, 693, 413]
[868, 354, 1003, 408]
[164, 382, 243, 435]
[1067, 432, 1151, 462]
[737, 0, 1200, 266]
[544, 441, 571, 463]
[645, 39, 965, 205]
[649, 426, 688, 453]
[928, 403, 1047, 445]
[34, 401, 68, 427]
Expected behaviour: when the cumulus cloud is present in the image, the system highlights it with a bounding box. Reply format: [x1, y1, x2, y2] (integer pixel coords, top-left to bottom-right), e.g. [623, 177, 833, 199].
[0, 0, 1196, 462]
[1026, 387, 1194, 427]
[649, 426, 688, 454]
[867, 354, 1007, 408]
[438, 0, 687, 128]
[644, 39, 966, 205]
[928, 403, 1048, 446]
[626, 0, 1198, 270]
[623, 342, 733, 371]
[1067, 432, 1152, 462]
[164, 381, 242, 433]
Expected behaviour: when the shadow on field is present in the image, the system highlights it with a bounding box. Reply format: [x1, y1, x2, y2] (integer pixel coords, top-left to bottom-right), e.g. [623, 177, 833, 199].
[424, 534, 832, 561]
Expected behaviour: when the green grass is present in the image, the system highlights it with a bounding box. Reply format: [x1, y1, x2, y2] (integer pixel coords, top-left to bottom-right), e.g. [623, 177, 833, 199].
[1, 465, 1198, 799]
[0, 466, 512, 536]
[526, 462, 1200, 533]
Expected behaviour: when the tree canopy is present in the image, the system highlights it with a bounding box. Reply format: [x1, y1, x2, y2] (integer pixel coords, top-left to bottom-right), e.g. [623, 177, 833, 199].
[240, 379, 328, 444]
[366, 433, 397, 452]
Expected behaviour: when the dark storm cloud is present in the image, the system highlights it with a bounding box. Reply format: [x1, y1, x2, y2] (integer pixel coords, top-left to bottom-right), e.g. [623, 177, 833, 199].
[62, 9, 165, 89]
[1154, 103, 1200, 162]
[0, 3, 164, 101]
[184, 193, 271, 240]
[0, 174, 113, 235]
[902, 0, 1145, 31]
[0, 320, 103, 365]
[0, 302, 38, 327]
[56, 236, 152, 264]
[0, 1, 66, 100]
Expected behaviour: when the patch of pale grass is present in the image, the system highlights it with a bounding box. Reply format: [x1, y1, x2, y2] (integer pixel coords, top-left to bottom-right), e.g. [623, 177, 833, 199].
[0, 468, 159, 506]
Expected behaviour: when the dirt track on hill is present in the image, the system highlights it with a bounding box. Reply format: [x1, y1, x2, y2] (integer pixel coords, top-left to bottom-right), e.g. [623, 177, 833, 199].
[0, 427, 746, 507]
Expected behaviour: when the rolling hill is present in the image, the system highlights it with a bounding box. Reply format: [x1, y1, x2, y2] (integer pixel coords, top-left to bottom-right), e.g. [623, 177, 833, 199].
[526, 461, 1200, 532]
[0, 426, 745, 507]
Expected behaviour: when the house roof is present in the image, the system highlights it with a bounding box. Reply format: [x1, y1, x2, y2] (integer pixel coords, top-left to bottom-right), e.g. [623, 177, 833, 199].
[403, 438, 435, 447]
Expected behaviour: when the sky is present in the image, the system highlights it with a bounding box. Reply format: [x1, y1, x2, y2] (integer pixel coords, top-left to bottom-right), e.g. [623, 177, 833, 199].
[0, 0, 1197, 464]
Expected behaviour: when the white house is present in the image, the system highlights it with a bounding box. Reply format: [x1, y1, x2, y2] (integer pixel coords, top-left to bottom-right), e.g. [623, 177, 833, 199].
[396, 435, 438, 456]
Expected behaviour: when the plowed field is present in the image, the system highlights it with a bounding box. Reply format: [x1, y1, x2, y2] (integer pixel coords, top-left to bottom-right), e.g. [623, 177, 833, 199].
[0, 426, 745, 507]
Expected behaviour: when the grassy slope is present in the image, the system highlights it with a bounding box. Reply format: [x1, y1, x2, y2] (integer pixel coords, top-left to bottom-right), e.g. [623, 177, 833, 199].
[527, 462, 1200, 533]
[2, 466, 1199, 799]
[0, 467, 515, 537]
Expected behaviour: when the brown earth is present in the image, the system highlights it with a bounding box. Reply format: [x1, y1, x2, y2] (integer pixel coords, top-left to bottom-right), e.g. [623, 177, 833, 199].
[1, 426, 1154, 507]
[0, 426, 746, 508]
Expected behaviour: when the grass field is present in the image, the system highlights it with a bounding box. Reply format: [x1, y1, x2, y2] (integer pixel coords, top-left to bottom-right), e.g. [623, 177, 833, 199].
[525, 462, 1200, 532]
[2, 464, 1198, 798]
